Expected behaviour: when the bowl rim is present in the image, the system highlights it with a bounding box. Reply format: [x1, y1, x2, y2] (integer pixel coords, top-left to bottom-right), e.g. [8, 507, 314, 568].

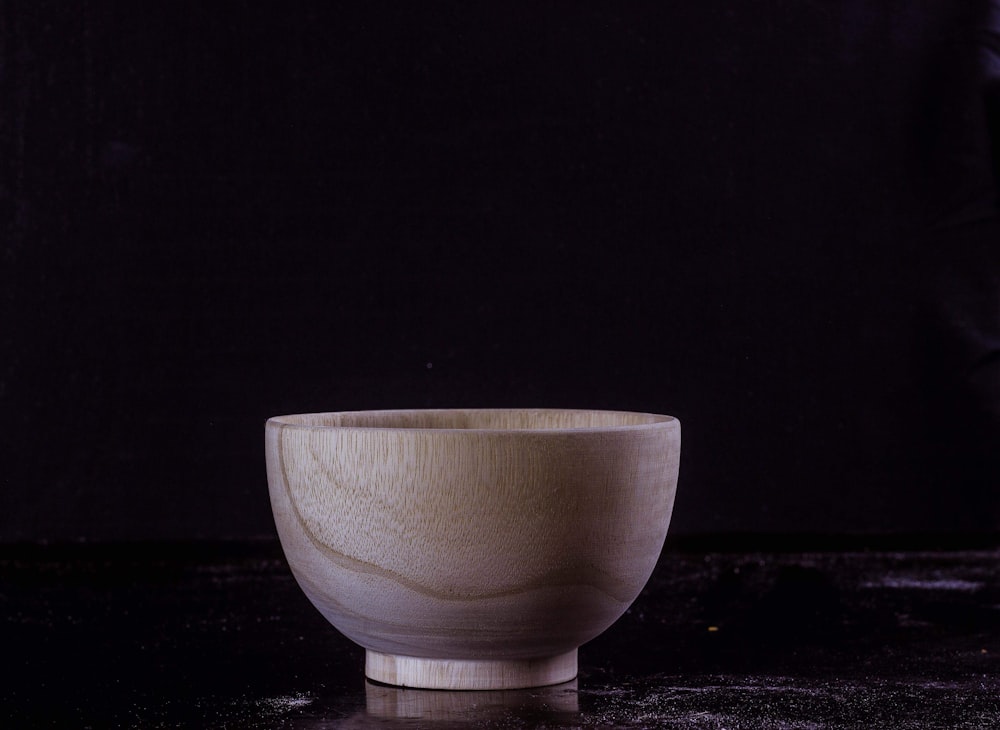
[266, 408, 679, 434]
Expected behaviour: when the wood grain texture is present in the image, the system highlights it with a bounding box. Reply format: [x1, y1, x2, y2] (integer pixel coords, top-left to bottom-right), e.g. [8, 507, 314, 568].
[365, 649, 578, 691]
[265, 408, 680, 689]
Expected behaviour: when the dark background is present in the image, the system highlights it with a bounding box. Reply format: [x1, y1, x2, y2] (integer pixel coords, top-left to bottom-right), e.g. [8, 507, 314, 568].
[2, 1, 997, 543]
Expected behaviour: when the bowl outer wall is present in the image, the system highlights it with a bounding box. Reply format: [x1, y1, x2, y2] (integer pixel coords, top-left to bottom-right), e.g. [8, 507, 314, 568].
[265, 414, 680, 660]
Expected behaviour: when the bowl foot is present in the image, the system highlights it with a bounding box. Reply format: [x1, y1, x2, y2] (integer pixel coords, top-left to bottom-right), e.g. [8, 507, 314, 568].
[365, 648, 578, 690]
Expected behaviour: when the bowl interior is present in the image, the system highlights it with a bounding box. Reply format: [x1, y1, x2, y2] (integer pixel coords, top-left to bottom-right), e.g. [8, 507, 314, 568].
[268, 408, 674, 431]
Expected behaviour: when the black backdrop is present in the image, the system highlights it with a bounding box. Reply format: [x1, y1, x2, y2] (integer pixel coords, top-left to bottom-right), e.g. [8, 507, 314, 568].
[2, 1, 998, 542]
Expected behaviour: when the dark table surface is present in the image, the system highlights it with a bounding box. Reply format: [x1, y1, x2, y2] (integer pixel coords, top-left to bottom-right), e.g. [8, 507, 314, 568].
[3, 538, 999, 728]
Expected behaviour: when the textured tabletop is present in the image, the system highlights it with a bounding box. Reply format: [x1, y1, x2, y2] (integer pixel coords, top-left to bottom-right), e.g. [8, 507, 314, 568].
[3, 539, 998, 728]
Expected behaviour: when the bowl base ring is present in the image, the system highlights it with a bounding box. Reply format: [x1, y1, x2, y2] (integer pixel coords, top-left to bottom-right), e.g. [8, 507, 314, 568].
[365, 648, 578, 690]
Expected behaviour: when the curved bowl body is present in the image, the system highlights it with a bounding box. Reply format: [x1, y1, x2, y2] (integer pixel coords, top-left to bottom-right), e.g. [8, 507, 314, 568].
[265, 408, 680, 688]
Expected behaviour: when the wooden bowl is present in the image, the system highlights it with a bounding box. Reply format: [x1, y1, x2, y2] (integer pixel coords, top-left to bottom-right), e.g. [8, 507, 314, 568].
[265, 408, 681, 690]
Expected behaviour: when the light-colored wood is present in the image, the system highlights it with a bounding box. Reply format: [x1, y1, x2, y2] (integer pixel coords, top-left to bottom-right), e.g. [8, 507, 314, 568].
[265, 408, 680, 690]
[365, 649, 578, 690]
[364, 677, 579, 721]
